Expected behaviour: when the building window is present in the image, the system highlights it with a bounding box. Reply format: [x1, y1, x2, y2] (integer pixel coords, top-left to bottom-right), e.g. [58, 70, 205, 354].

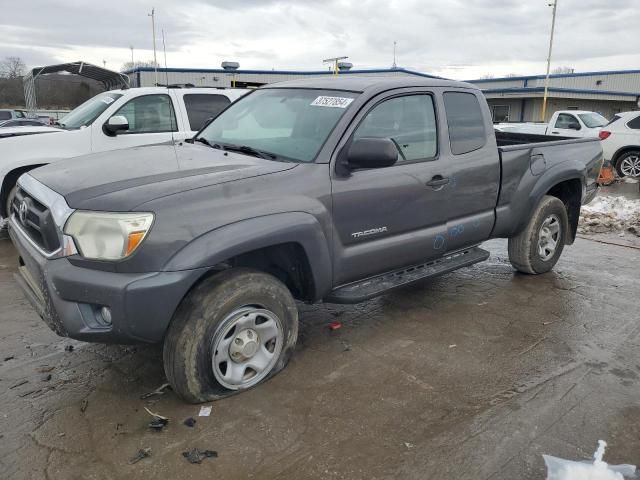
[567, 106, 579, 110]
[492, 105, 510, 123]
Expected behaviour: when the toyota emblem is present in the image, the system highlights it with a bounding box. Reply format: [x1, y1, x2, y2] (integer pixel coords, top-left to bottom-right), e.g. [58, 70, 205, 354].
[18, 200, 28, 224]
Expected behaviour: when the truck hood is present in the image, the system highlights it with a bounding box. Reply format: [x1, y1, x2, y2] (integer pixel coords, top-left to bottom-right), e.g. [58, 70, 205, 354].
[29, 143, 297, 211]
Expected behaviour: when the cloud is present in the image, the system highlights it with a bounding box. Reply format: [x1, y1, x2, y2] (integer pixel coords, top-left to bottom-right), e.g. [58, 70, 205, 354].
[0, 0, 638, 79]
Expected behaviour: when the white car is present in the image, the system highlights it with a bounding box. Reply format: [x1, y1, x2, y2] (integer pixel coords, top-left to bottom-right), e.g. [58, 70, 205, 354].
[599, 111, 640, 178]
[0, 87, 248, 219]
[496, 110, 608, 138]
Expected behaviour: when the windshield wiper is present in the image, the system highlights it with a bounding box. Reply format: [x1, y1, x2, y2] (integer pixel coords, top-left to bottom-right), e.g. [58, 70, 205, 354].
[219, 143, 277, 160]
[194, 137, 225, 149]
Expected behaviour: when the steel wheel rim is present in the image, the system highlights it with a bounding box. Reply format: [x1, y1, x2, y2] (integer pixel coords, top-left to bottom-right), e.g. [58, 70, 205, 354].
[211, 306, 284, 390]
[538, 214, 560, 261]
[620, 155, 640, 177]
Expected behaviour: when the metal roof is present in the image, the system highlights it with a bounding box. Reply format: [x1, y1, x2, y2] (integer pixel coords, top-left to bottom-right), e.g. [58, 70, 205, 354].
[29, 61, 130, 89]
[123, 66, 443, 79]
[467, 69, 640, 84]
[481, 86, 640, 99]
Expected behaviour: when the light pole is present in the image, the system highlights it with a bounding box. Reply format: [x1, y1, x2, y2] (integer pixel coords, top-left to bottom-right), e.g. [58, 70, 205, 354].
[148, 8, 158, 85]
[541, 0, 558, 122]
[130, 45, 134, 65]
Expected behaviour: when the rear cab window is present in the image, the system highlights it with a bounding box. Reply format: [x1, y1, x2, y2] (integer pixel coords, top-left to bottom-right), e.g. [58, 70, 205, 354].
[443, 92, 486, 155]
[184, 94, 231, 131]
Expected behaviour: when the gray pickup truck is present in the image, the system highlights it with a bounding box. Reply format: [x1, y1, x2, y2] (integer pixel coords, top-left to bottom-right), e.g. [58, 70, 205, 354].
[8, 77, 602, 403]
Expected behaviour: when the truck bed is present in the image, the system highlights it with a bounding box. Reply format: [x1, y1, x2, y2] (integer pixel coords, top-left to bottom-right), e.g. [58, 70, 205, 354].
[492, 132, 603, 239]
[495, 130, 570, 146]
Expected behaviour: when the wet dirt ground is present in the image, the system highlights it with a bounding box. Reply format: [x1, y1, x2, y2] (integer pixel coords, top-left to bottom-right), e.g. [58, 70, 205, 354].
[1, 233, 639, 479]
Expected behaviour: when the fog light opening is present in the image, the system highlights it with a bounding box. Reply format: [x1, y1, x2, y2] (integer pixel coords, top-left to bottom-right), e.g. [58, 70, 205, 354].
[100, 306, 112, 325]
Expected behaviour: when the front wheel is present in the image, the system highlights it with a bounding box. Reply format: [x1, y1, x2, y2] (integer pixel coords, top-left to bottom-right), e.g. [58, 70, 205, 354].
[163, 268, 298, 403]
[508, 195, 568, 274]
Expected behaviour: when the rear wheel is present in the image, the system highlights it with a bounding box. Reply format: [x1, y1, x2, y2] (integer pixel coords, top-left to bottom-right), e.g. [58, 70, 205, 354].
[163, 268, 298, 403]
[508, 195, 568, 274]
[615, 151, 640, 178]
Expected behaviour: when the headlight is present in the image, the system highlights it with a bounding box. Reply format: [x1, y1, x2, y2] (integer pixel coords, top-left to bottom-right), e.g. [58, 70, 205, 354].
[64, 211, 154, 260]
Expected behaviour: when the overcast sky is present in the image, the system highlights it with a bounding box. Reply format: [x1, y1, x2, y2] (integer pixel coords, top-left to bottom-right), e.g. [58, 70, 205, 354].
[1, 0, 639, 80]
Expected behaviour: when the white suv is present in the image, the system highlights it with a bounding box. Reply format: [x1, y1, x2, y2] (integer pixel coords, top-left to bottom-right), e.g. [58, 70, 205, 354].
[599, 111, 640, 178]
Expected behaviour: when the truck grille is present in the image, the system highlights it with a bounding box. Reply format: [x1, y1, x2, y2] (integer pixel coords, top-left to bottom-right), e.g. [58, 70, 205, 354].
[11, 187, 61, 253]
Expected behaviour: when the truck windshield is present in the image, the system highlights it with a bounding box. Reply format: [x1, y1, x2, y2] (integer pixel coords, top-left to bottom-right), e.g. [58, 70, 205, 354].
[196, 88, 359, 162]
[58, 92, 123, 129]
[578, 112, 608, 128]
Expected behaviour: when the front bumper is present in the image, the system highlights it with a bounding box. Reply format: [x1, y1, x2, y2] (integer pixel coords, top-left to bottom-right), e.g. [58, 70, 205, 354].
[9, 216, 204, 344]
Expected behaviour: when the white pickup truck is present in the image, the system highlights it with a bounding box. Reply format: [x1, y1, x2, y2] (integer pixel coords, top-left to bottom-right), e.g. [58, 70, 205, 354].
[0, 86, 247, 219]
[495, 110, 608, 138]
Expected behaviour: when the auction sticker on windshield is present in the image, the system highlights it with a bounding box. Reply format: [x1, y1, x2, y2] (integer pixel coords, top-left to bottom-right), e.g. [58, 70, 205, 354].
[311, 96, 354, 108]
[101, 97, 115, 104]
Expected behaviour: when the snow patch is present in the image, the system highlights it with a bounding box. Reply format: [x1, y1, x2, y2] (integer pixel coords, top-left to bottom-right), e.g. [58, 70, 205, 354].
[544, 440, 636, 480]
[579, 196, 640, 236]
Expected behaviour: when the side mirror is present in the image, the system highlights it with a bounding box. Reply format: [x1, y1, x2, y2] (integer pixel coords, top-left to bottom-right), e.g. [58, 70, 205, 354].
[338, 137, 398, 174]
[568, 123, 581, 130]
[103, 115, 129, 136]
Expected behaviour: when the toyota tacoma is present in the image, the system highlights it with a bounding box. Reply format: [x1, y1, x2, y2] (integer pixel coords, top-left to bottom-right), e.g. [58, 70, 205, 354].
[8, 77, 603, 403]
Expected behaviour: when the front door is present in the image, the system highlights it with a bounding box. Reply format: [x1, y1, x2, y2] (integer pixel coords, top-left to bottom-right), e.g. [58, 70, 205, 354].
[330, 92, 450, 286]
[91, 92, 182, 153]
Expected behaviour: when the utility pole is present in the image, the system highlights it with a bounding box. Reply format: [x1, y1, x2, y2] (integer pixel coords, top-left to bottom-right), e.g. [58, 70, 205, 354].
[149, 7, 158, 85]
[130, 45, 134, 65]
[392, 41, 397, 68]
[541, 0, 558, 122]
[322, 56, 348, 76]
[103, 59, 106, 68]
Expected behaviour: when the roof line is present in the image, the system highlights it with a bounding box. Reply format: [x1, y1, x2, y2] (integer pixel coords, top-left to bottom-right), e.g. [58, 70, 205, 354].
[122, 66, 443, 79]
[467, 68, 640, 83]
[481, 86, 640, 98]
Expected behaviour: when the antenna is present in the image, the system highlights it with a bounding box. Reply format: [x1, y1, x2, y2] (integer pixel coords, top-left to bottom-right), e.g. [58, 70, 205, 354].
[161, 29, 169, 87]
[161, 28, 175, 145]
[148, 7, 158, 85]
[392, 41, 397, 68]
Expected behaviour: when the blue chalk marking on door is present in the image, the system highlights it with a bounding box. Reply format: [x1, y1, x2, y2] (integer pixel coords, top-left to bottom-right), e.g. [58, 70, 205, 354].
[433, 235, 446, 250]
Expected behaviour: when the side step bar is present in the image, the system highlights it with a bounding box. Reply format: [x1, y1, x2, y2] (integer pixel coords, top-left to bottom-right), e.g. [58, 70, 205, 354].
[325, 247, 490, 304]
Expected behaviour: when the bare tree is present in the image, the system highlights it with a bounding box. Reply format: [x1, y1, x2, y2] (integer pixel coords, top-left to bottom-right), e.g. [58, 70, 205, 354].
[120, 60, 160, 72]
[552, 66, 574, 74]
[0, 56, 27, 79]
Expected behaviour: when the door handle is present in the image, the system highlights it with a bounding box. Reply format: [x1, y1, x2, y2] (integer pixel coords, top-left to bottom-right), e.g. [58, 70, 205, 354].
[551, 131, 560, 134]
[425, 176, 450, 188]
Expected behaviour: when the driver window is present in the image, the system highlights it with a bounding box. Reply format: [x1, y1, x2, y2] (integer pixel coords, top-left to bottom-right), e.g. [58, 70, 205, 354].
[353, 95, 437, 163]
[555, 113, 579, 129]
[112, 94, 177, 134]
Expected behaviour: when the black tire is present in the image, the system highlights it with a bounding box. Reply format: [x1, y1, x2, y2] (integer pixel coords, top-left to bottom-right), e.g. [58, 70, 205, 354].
[163, 268, 298, 403]
[4, 184, 16, 221]
[508, 195, 568, 274]
[614, 150, 640, 178]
